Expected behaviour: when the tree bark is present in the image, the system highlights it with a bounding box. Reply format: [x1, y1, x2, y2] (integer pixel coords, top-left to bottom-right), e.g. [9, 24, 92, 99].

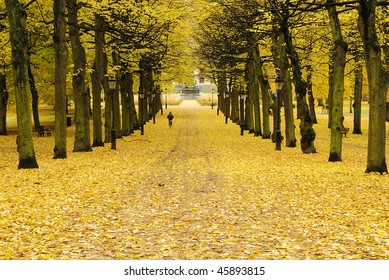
[112, 52, 121, 137]
[124, 70, 137, 134]
[101, 52, 111, 143]
[327, 0, 348, 162]
[353, 55, 363, 134]
[27, 61, 40, 130]
[138, 60, 148, 125]
[5, 0, 38, 168]
[91, 13, 105, 147]
[218, 72, 227, 116]
[278, 33, 296, 147]
[139, 57, 153, 125]
[306, 66, 317, 124]
[0, 73, 8, 135]
[53, 0, 68, 159]
[120, 70, 131, 136]
[270, 30, 281, 143]
[103, 73, 112, 143]
[254, 43, 262, 137]
[245, 95, 251, 132]
[382, 42, 388, 122]
[67, 0, 92, 152]
[327, 54, 334, 128]
[281, 25, 314, 152]
[230, 90, 239, 124]
[358, 0, 387, 173]
[247, 40, 262, 136]
[258, 55, 271, 139]
[269, 91, 277, 143]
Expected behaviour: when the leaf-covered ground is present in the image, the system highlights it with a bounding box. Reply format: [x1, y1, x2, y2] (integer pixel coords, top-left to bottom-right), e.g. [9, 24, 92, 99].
[0, 101, 388, 259]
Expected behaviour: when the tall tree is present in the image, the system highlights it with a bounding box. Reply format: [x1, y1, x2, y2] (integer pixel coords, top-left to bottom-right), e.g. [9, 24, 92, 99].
[347, 24, 364, 135]
[0, 72, 8, 135]
[27, 57, 40, 130]
[119, 68, 131, 136]
[247, 38, 262, 136]
[112, 51, 121, 137]
[327, 0, 348, 162]
[257, 51, 271, 139]
[53, 0, 68, 159]
[67, 0, 92, 152]
[358, 0, 387, 173]
[24, 2, 52, 131]
[91, 12, 105, 147]
[268, 0, 316, 153]
[377, 3, 388, 121]
[306, 65, 317, 124]
[5, 0, 38, 168]
[127, 71, 139, 133]
[272, 29, 297, 147]
[352, 53, 363, 134]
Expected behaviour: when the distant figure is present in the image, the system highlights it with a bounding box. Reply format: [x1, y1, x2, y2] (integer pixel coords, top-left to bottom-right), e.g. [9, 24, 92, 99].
[167, 111, 174, 127]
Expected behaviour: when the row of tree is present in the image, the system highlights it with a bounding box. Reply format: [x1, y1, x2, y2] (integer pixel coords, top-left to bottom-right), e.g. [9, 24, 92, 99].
[194, 0, 388, 174]
[1, 0, 193, 169]
[0, 0, 388, 174]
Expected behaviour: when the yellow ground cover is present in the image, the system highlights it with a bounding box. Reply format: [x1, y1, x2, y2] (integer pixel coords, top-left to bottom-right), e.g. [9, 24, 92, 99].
[0, 100, 388, 259]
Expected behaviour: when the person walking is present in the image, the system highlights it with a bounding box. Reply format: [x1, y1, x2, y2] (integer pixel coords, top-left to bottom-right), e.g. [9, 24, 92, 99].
[167, 111, 174, 127]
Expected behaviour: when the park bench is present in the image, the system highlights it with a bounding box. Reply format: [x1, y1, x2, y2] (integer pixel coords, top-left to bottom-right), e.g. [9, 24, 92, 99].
[37, 126, 52, 137]
[342, 127, 350, 137]
[322, 104, 329, 114]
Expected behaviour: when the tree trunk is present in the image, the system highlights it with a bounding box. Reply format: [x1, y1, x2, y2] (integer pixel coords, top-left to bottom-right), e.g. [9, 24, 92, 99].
[5, 0, 38, 168]
[278, 33, 296, 147]
[0, 73, 8, 135]
[328, 54, 334, 128]
[247, 41, 262, 136]
[270, 30, 281, 143]
[120, 70, 131, 136]
[91, 13, 105, 147]
[282, 24, 315, 153]
[270, 92, 277, 143]
[245, 96, 251, 132]
[327, 1, 348, 162]
[27, 61, 40, 130]
[218, 72, 227, 116]
[230, 90, 239, 123]
[53, 0, 68, 159]
[358, 0, 387, 174]
[353, 54, 363, 134]
[112, 52, 121, 137]
[382, 44, 388, 122]
[103, 73, 113, 143]
[101, 53, 111, 143]
[125, 71, 138, 133]
[244, 60, 254, 133]
[258, 55, 271, 139]
[306, 66, 317, 124]
[147, 76, 153, 123]
[67, 0, 92, 152]
[139, 58, 153, 125]
[138, 61, 147, 125]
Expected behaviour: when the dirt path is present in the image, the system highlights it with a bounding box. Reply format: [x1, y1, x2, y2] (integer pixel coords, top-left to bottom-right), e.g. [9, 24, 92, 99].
[142, 100, 221, 191]
[121, 101, 237, 259]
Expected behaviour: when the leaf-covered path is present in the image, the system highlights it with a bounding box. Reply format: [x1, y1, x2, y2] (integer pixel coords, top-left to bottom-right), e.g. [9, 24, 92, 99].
[0, 101, 388, 259]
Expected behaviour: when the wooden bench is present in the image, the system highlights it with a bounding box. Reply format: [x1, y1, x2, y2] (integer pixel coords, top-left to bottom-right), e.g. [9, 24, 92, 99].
[322, 104, 329, 114]
[342, 127, 350, 137]
[37, 126, 52, 137]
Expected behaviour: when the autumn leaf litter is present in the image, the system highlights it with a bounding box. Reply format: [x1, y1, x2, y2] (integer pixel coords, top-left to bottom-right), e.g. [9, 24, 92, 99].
[0, 100, 388, 259]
